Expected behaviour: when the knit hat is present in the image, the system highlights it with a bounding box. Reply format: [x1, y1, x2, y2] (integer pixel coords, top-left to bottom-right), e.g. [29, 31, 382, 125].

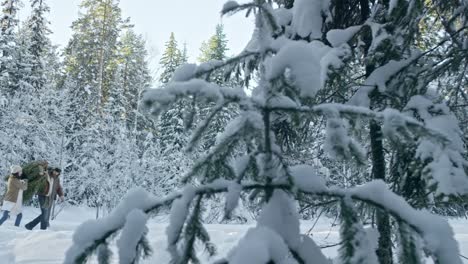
[10, 165, 22, 175]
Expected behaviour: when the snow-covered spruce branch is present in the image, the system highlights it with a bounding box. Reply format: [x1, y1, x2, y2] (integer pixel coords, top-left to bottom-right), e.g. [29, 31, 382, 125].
[267, 103, 452, 146]
[65, 179, 461, 264]
[193, 51, 260, 79]
[186, 101, 231, 153]
[182, 111, 262, 183]
[144, 80, 451, 149]
[141, 79, 246, 117]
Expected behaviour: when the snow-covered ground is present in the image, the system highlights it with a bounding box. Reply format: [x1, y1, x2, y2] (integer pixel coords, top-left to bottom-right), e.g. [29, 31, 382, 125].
[0, 206, 467, 263]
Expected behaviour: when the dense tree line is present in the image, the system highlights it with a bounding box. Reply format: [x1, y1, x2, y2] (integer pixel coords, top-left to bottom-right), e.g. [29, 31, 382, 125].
[0, 0, 242, 217]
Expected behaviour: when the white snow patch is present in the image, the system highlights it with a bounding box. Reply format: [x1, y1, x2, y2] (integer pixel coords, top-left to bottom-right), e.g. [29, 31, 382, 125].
[117, 209, 149, 264]
[225, 182, 242, 217]
[222, 1, 240, 14]
[64, 188, 157, 264]
[267, 39, 346, 97]
[258, 190, 301, 249]
[292, 0, 327, 39]
[350, 180, 463, 264]
[228, 226, 289, 264]
[290, 164, 327, 193]
[326, 26, 362, 47]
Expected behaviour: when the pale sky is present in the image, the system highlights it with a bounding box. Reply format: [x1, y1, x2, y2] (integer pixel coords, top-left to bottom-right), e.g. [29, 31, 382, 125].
[18, 0, 254, 79]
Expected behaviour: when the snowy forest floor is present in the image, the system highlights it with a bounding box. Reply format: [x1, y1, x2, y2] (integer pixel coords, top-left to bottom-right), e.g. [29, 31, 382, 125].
[0, 207, 467, 263]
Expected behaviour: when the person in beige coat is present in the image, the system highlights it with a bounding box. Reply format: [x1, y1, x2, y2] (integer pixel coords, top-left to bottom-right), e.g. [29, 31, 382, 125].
[0, 165, 28, 227]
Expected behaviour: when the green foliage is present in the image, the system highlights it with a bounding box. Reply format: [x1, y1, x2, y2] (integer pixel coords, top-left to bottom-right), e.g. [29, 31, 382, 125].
[26, 0, 52, 91]
[0, 0, 21, 94]
[62, 0, 123, 112]
[97, 243, 112, 264]
[338, 197, 378, 264]
[159, 32, 183, 84]
[397, 221, 422, 264]
[23, 176, 47, 203]
[198, 24, 228, 63]
[134, 231, 153, 263]
[178, 195, 216, 264]
[157, 33, 191, 152]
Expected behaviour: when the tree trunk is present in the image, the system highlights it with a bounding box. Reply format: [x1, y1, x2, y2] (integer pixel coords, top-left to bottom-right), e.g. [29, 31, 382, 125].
[370, 120, 393, 264]
[359, 0, 394, 262]
[97, 0, 111, 110]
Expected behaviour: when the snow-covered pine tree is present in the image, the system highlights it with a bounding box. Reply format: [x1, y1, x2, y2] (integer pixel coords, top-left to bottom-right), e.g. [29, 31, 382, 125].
[0, 25, 65, 198]
[180, 42, 188, 64]
[64, 1, 468, 264]
[157, 32, 188, 152]
[59, 0, 125, 194]
[198, 24, 228, 65]
[62, 0, 122, 116]
[115, 28, 152, 132]
[159, 32, 182, 84]
[332, 1, 468, 261]
[0, 0, 21, 95]
[26, 0, 51, 91]
[197, 24, 236, 151]
[196, 23, 248, 222]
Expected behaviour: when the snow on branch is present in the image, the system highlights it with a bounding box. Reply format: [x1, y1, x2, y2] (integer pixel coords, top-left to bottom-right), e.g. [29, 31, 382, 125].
[346, 181, 462, 264]
[185, 101, 230, 152]
[182, 111, 263, 183]
[141, 79, 246, 117]
[221, 1, 281, 34]
[268, 103, 453, 146]
[267, 38, 350, 98]
[64, 188, 158, 264]
[167, 186, 197, 261]
[65, 178, 463, 264]
[117, 209, 150, 264]
[228, 226, 290, 264]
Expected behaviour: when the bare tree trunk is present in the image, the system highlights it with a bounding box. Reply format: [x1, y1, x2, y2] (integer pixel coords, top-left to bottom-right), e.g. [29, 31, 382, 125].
[360, 1, 393, 263]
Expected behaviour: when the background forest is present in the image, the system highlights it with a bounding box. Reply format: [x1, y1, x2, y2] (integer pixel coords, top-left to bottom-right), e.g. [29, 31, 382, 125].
[0, 0, 238, 218]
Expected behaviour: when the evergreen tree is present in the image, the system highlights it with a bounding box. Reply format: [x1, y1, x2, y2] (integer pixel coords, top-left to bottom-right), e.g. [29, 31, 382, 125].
[26, 0, 51, 91]
[158, 32, 182, 84]
[115, 28, 152, 131]
[63, 0, 123, 113]
[197, 23, 236, 151]
[198, 24, 228, 63]
[0, 0, 20, 95]
[157, 32, 187, 151]
[180, 41, 188, 63]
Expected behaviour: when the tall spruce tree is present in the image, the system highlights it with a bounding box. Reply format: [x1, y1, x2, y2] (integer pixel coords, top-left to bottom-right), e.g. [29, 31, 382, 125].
[26, 0, 51, 91]
[157, 32, 187, 151]
[196, 24, 237, 152]
[158, 32, 182, 84]
[115, 28, 152, 131]
[63, 0, 123, 114]
[180, 41, 188, 63]
[198, 24, 228, 63]
[0, 0, 20, 95]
